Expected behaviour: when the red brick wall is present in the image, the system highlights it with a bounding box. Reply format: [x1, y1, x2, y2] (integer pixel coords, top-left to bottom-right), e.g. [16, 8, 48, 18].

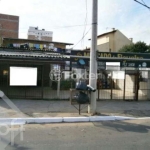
[0, 13, 19, 38]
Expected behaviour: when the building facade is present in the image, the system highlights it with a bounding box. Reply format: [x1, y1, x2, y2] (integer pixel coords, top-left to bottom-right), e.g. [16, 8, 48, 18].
[28, 27, 53, 42]
[0, 13, 19, 39]
[97, 29, 132, 52]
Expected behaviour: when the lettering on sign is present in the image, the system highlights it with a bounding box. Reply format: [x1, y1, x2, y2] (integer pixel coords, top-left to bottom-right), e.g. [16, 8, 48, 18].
[98, 53, 144, 59]
[121, 61, 135, 67]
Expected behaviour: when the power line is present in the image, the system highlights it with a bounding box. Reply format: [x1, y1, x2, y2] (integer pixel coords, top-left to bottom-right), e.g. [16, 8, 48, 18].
[141, 0, 146, 5]
[71, 27, 91, 49]
[140, 0, 150, 11]
[19, 23, 92, 31]
[81, 0, 88, 48]
[53, 23, 92, 29]
[134, 0, 150, 10]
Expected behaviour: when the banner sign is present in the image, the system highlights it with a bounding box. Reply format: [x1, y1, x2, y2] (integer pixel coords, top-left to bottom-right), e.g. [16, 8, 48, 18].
[71, 50, 150, 60]
[120, 60, 150, 68]
[71, 60, 106, 70]
[70, 51, 150, 69]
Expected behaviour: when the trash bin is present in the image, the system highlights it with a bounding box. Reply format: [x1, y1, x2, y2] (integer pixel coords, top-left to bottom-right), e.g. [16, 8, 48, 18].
[75, 80, 89, 104]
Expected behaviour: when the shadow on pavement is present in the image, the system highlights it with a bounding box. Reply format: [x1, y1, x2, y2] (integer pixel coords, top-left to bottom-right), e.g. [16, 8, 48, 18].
[93, 121, 150, 133]
[123, 110, 150, 117]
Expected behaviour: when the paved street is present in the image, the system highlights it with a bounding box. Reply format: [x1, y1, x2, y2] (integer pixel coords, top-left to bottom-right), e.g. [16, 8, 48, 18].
[2, 119, 150, 150]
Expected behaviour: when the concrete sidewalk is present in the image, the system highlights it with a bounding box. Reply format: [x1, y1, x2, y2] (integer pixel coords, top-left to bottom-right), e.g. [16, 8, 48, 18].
[0, 99, 150, 118]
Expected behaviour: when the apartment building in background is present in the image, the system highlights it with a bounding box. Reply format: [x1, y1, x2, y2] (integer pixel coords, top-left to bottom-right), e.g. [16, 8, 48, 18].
[0, 13, 19, 38]
[96, 29, 133, 52]
[28, 26, 53, 42]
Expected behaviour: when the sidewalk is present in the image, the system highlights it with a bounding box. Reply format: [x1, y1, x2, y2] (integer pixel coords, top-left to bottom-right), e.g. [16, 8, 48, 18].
[0, 99, 150, 118]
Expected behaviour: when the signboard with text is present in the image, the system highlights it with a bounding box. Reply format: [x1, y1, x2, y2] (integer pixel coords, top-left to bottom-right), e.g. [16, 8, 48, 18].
[71, 51, 150, 60]
[70, 51, 150, 69]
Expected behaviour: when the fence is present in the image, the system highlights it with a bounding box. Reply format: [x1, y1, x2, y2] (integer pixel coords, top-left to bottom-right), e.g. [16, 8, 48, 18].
[0, 63, 150, 101]
[97, 70, 149, 101]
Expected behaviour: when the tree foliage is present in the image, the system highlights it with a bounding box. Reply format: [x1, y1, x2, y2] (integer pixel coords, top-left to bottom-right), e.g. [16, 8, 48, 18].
[119, 41, 150, 53]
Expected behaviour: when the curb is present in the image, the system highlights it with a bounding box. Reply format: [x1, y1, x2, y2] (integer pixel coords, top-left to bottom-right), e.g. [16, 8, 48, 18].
[114, 116, 135, 121]
[63, 117, 90, 122]
[0, 118, 26, 125]
[0, 116, 136, 125]
[90, 116, 115, 122]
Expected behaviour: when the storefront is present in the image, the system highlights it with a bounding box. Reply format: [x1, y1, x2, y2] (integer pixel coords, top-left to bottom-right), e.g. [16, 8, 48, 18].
[1, 45, 150, 101]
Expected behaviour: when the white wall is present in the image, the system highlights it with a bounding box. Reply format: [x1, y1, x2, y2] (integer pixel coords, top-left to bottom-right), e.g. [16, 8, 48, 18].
[97, 30, 132, 52]
[28, 27, 53, 38]
[114, 30, 132, 52]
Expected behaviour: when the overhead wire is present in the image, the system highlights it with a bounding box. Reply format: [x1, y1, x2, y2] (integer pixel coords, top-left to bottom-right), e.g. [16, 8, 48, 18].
[81, 0, 88, 48]
[53, 23, 91, 29]
[134, 0, 150, 10]
[141, 0, 150, 11]
[71, 27, 91, 49]
[19, 23, 92, 31]
[141, 0, 146, 5]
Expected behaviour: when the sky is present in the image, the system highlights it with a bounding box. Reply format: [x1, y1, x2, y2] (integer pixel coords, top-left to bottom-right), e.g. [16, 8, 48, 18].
[0, 0, 150, 49]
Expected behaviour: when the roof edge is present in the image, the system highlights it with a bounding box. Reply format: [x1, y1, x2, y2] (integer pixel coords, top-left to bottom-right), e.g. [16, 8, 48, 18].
[3, 38, 74, 46]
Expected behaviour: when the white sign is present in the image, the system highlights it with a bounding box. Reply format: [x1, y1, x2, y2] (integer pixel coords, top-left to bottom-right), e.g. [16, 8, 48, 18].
[10, 67, 37, 86]
[106, 62, 120, 71]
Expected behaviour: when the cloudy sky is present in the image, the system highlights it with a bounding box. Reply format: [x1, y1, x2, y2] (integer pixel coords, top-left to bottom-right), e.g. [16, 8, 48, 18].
[0, 0, 150, 49]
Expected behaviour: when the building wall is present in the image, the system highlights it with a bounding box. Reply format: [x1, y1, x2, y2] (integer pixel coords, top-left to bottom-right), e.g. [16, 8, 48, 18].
[108, 33, 115, 52]
[28, 35, 52, 42]
[97, 36, 110, 52]
[97, 36, 109, 45]
[0, 13, 19, 38]
[97, 42, 110, 52]
[28, 35, 38, 40]
[114, 30, 132, 51]
[41, 36, 52, 42]
[97, 32, 115, 52]
[97, 30, 132, 52]
[28, 27, 53, 42]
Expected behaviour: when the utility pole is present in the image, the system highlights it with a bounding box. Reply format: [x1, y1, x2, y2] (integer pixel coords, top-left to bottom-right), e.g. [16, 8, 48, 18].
[88, 0, 98, 114]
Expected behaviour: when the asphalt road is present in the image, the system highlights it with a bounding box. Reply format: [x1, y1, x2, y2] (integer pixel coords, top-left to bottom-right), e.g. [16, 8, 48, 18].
[2, 119, 150, 150]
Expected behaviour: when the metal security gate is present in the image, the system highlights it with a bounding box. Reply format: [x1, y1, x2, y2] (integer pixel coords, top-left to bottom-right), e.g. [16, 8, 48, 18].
[1, 62, 150, 101]
[98, 70, 141, 101]
[138, 70, 149, 100]
[124, 70, 139, 100]
[0, 63, 43, 99]
[112, 71, 124, 100]
[97, 71, 112, 100]
[98, 69, 150, 101]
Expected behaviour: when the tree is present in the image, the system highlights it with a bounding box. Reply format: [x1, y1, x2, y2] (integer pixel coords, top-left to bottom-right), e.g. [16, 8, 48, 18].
[147, 45, 150, 53]
[119, 41, 149, 53]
